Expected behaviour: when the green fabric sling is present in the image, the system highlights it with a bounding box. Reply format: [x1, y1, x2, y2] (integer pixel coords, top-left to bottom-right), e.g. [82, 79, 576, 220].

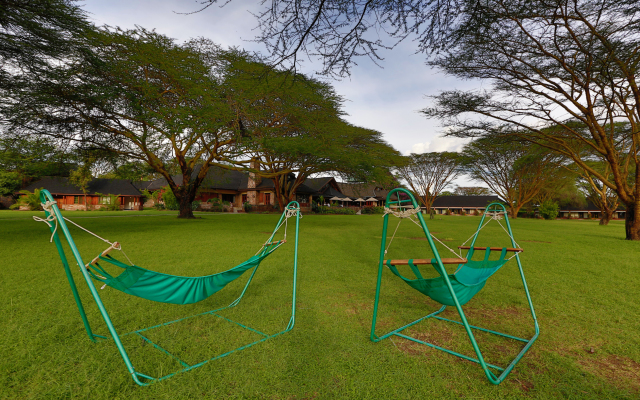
[87, 242, 282, 305]
[385, 248, 509, 306]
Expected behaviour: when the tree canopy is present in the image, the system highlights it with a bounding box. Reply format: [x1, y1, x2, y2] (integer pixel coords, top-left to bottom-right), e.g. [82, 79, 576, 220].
[395, 152, 461, 212]
[460, 138, 565, 218]
[421, 0, 640, 238]
[220, 51, 401, 208]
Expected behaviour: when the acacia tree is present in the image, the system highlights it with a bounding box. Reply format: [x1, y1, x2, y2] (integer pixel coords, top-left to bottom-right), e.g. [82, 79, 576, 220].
[3, 28, 246, 218]
[573, 163, 620, 225]
[460, 138, 565, 218]
[454, 186, 491, 196]
[0, 0, 91, 86]
[221, 53, 401, 208]
[420, 0, 640, 239]
[68, 156, 94, 211]
[395, 152, 461, 212]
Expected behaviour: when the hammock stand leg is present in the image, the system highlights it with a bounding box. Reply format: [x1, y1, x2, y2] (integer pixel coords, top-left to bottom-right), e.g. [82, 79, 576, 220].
[371, 189, 539, 385]
[39, 189, 300, 386]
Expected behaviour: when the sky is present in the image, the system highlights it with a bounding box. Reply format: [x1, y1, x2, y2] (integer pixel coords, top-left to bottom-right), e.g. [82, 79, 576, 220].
[82, 0, 479, 186]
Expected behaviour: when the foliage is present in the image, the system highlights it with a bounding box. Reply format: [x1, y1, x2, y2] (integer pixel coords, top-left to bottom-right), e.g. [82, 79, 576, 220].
[422, 1, 640, 239]
[0, 0, 91, 87]
[95, 193, 120, 211]
[68, 156, 94, 211]
[0, 171, 20, 196]
[361, 206, 385, 214]
[460, 138, 564, 218]
[10, 188, 42, 210]
[0, 136, 75, 182]
[191, 200, 202, 211]
[539, 200, 560, 220]
[220, 52, 402, 209]
[395, 152, 461, 212]
[162, 187, 179, 211]
[192, 0, 476, 76]
[2, 27, 241, 219]
[316, 205, 356, 215]
[454, 186, 491, 196]
[243, 202, 252, 212]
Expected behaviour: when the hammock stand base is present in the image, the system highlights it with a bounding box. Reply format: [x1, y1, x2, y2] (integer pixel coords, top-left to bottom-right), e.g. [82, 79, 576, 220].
[98, 298, 296, 385]
[38, 189, 300, 386]
[371, 188, 539, 385]
[371, 305, 538, 384]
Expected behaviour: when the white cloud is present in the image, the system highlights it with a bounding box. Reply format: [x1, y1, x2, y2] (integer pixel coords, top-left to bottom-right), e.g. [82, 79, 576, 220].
[407, 136, 470, 154]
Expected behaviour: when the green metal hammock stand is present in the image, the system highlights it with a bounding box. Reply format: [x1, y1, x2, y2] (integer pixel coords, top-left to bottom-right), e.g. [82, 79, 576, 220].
[370, 188, 539, 385]
[35, 189, 301, 386]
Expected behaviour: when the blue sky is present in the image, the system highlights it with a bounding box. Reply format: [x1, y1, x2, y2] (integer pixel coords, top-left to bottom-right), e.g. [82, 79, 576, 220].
[83, 0, 479, 186]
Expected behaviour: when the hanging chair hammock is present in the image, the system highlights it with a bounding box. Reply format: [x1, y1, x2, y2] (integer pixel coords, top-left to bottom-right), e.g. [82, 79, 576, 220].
[384, 247, 508, 306]
[370, 188, 539, 385]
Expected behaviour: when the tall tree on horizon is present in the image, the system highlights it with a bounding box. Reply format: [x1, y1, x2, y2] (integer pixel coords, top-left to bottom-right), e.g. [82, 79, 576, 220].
[395, 152, 462, 213]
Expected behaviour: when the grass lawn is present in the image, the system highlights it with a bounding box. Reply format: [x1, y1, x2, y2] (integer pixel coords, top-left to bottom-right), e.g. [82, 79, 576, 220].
[1, 209, 639, 399]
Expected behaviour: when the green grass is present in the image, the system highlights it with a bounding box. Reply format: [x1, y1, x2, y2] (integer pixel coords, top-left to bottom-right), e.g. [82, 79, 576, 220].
[1, 210, 639, 399]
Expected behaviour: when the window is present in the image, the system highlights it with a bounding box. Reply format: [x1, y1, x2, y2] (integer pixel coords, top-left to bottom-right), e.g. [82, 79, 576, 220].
[74, 196, 80, 204]
[100, 196, 111, 205]
[264, 193, 271, 205]
[242, 194, 248, 204]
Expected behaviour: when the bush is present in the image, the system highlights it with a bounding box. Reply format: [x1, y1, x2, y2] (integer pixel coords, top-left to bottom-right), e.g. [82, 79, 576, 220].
[162, 187, 179, 210]
[445, 209, 451, 215]
[11, 188, 43, 211]
[361, 206, 385, 214]
[539, 200, 559, 220]
[191, 200, 201, 211]
[96, 193, 121, 211]
[316, 205, 356, 215]
[243, 202, 252, 212]
[154, 203, 165, 210]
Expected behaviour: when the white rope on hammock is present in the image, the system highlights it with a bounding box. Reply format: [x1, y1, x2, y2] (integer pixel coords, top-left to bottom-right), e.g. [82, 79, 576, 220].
[34, 201, 134, 266]
[383, 206, 421, 219]
[256, 206, 301, 255]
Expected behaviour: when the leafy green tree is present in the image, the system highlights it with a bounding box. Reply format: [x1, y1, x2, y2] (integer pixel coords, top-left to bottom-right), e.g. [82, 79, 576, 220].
[0, 136, 74, 183]
[395, 152, 462, 212]
[453, 186, 492, 196]
[0, 170, 20, 196]
[3, 28, 241, 219]
[421, 1, 640, 239]
[0, 0, 91, 87]
[460, 138, 565, 218]
[220, 53, 401, 208]
[539, 201, 560, 220]
[68, 157, 94, 211]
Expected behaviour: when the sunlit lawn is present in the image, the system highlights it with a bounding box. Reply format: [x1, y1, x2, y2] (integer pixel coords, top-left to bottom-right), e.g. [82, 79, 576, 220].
[1, 209, 639, 399]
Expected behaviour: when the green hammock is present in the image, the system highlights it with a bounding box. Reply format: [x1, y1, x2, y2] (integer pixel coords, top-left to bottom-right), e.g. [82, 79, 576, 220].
[87, 241, 283, 305]
[371, 188, 539, 385]
[385, 248, 508, 306]
[36, 188, 301, 386]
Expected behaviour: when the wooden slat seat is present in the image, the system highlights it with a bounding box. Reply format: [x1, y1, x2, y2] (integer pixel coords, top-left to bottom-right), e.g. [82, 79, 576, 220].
[458, 246, 523, 253]
[385, 258, 467, 266]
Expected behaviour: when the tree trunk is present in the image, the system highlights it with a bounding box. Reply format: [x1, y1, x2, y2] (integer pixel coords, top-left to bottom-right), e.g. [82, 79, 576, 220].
[599, 210, 614, 226]
[624, 201, 640, 240]
[509, 205, 520, 219]
[176, 189, 195, 219]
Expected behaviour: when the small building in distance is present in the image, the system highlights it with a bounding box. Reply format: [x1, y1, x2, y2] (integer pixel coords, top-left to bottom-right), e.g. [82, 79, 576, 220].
[431, 195, 503, 215]
[21, 176, 144, 211]
[558, 201, 625, 219]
